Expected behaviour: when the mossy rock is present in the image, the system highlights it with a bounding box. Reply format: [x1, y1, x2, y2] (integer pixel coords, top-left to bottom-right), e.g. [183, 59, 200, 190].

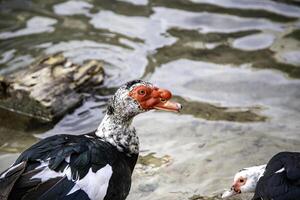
[0, 53, 104, 122]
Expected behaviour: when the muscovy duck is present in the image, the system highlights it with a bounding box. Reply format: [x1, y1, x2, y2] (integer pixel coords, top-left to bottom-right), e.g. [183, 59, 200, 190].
[222, 151, 300, 200]
[0, 80, 182, 200]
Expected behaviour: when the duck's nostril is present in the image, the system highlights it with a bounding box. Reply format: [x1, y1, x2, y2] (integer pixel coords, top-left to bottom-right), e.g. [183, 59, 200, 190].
[178, 104, 183, 110]
[231, 186, 235, 191]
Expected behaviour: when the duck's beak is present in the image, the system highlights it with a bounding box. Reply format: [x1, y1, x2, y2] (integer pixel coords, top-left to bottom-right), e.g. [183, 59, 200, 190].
[221, 185, 240, 198]
[153, 100, 182, 112]
[152, 88, 182, 112]
[222, 189, 238, 198]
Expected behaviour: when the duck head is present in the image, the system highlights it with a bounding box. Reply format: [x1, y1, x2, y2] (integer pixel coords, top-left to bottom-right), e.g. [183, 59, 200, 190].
[222, 165, 266, 198]
[107, 80, 182, 120]
[96, 80, 182, 154]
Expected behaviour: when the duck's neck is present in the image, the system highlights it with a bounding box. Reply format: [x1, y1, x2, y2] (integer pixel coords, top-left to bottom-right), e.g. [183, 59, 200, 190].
[257, 164, 266, 180]
[95, 113, 139, 155]
[250, 165, 266, 192]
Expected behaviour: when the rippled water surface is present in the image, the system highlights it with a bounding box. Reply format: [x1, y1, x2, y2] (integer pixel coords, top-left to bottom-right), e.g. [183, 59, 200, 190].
[0, 0, 300, 199]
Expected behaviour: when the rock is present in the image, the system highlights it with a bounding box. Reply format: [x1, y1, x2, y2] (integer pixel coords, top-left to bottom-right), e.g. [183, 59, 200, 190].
[138, 153, 172, 168]
[0, 53, 104, 122]
[138, 182, 158, 193]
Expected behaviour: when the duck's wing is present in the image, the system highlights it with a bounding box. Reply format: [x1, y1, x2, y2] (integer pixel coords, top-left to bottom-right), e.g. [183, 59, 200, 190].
[0, 161, 27, 200]
[253, 152, 300, 200]
[0, 134, 117, 200]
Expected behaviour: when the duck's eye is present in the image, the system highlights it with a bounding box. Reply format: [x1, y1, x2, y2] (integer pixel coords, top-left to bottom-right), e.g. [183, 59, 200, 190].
[239, 179, 244, 183]
[138, 90, 146, 95]
[160, 98, 166, 102]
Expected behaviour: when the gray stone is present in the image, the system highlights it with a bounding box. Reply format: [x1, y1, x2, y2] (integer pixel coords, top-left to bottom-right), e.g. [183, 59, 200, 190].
[0, 54, 104, 122]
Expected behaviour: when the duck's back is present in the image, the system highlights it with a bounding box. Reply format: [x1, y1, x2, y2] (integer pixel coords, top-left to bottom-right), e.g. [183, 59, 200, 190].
[253, 152, 300, 200]
[0, 134, 138, 200]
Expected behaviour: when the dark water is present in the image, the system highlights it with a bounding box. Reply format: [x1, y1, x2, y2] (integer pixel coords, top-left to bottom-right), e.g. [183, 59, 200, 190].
[0, 0, 300, 199]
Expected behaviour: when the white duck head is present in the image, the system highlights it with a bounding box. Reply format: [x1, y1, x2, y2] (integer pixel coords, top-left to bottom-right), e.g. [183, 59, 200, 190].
[222, 165, 266, 198]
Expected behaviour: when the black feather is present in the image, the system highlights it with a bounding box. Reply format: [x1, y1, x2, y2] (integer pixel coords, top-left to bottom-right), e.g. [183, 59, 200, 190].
[253, 152, 300, 200]
[0, 133, 138, 200]
[124, 79, 143, 89]
[0, 162, 26, 200]
[107, 105, 114, 115]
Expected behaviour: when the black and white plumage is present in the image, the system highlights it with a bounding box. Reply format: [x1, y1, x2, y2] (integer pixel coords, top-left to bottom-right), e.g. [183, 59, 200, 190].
[222, 152, 300, 200]
[0, 80, 182, 200]
[0, 134, 136, 200]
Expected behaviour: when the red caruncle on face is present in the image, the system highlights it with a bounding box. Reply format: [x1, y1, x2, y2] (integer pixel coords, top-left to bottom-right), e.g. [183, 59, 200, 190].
[128, 85, 173, 110]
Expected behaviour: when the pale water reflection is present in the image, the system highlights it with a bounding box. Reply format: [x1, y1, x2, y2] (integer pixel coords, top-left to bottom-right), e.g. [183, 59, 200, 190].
[232, 33, 275, 51]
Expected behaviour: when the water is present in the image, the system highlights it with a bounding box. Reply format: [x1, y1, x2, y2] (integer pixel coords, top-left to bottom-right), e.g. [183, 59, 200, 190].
[0, 0, 300, 199]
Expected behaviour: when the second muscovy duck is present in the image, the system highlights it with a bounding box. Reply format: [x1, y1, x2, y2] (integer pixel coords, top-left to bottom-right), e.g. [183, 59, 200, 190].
[0, 80, 182, 200]
[222, 151, 300, 200]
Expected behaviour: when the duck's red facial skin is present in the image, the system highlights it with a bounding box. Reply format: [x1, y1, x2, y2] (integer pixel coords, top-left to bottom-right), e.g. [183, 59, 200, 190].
[232, 177, 247, 194]
[129, 85, 181, 112]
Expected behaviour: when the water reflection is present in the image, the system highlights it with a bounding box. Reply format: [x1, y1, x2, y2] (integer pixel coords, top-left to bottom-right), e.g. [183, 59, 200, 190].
[0, 16, 57, 39]
[117, 0, 149, 6]
[53, 0, 93, 16]
[277, 50, 300, 66]
[232, 33, 275, 51]
[190, 0, 300, 18]
[38, 96, 108, 138]
[90, 10, 175, 49]
[152, 7, 284, 33]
